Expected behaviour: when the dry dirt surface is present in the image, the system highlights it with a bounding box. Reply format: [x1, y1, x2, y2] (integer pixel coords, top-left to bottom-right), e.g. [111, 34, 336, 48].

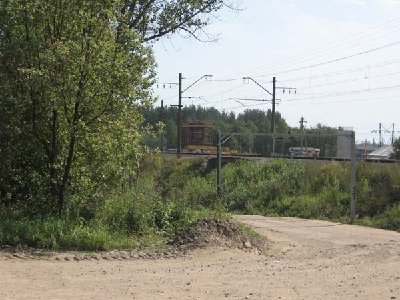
[1, 216, 400, 300]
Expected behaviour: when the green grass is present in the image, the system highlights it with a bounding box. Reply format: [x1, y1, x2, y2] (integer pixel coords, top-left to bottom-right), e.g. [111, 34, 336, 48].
[234, 221, 262, 239]
[0, 218, 173, 251]
[1, 158, 399, 250]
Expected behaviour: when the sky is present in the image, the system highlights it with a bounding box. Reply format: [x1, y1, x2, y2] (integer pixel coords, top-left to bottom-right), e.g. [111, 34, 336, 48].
[152, 0, 400, 144]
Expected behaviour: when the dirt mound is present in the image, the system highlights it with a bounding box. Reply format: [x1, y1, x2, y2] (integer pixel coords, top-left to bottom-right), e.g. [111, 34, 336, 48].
[171, 218, 265, 252]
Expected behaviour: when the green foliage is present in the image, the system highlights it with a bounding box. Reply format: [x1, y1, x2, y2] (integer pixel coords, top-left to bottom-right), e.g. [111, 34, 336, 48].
[221, 160, 305, 213]
[162, 158, 400, 232]
[158, 158, 207, 198]
[181, 176, 218, 207]
[142, 105, 339, 157]
[304, 162, 348, 193]
[95, 173, 196, 235]
[270, 195, 321, 219]
[374, 203, 400, 231]
[0, 0, 156, 216]
[392, 138, 400, 159]
[357, 162, 400, 216]
[0, 218, 129, 251]
[123, 0, 234, 42]
[0, 0, 232, 217]
[2, 156, 400, 250]
[143, 105, 289, 156]
[0, 0, 238, 249]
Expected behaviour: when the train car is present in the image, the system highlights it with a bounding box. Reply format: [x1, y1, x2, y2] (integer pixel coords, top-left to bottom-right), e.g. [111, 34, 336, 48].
[289, 147, 320, 158]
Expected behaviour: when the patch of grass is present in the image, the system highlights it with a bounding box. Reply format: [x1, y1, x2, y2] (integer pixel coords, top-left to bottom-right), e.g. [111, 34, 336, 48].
[234, 222, 262, 239]
[2, 157, 399, 250]
[0, 218, 170, 251]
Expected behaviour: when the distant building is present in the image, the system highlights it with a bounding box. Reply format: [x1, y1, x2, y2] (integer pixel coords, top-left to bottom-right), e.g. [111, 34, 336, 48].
[366, 145, 394, 160]
[336, 130, 353, 159]
[355, 142, 379, 158]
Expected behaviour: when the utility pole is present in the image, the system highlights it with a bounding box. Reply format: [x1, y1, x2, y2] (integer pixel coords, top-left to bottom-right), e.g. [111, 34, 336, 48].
[275, 81, 296, 156]
[160, 100, 164, 153]
[173, 73, 212, 158]
[299, 117, 307, 152]
[350, 131, 357, 223]
[392, 123, 395, 146]
[272, 77, 276, 156]
[371, 123, 384, 148]
[242, 77, 274, 156]
[243, 76, 296, 157]
[217, 130, 222, 195]
[177, 73, 183, 158]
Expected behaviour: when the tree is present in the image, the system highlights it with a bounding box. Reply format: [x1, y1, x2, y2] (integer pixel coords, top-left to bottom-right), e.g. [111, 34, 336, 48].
[122, 0, 238, 42]
[0, 0, 237, 217]
[0, 1, 156, 216]
[392, 138, 400, 159]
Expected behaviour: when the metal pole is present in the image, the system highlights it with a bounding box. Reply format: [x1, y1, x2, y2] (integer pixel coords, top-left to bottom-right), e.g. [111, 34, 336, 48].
[300, 117, 305, 153]
[160, 100, 164, 153]
[272, 77, 276, 157]
[392, 123, 395, 146]
[350, 131, 357, 223]
[217, 130, 222, 195]
[177, 73, 182, 158]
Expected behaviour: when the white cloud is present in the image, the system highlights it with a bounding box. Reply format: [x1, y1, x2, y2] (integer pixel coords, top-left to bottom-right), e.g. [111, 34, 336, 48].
[338, 0, 367, 5]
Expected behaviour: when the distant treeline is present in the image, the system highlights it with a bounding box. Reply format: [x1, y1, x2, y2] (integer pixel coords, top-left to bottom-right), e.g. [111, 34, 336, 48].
[142, 105, 338, 157]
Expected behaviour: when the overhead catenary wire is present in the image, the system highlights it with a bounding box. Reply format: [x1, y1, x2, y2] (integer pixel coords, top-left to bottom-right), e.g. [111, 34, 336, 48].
[249, 24, 400, 77]
[156, 57, 400, 94]
[250, 40, 400, 78]
[276, 58, 400, 83]
[282, 93, 400, 106]
[282, 69, 400, 90]
[222, 16, 400, 79]
[156, 55, 400, 91]
[281, 84, 400, 102]
[155, 15, 400, 138]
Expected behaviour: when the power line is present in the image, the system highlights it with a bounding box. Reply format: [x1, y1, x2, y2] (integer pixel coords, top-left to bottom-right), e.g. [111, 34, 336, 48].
[223, 17, 400, 78]
[287, 69, 400, 90]
[274, 59, 400, 83]
[283, 94, 400, 106]
[282, 84, 400, 102]
[252, 40, 400, 78]
[156, 58, 400, 96]
[251, 25, 400, 77]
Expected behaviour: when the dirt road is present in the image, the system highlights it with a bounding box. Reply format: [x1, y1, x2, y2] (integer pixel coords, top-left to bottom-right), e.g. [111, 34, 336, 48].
[1, 216, 400, 299]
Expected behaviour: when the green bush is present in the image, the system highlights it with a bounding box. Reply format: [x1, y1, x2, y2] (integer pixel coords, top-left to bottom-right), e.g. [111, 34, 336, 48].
[0, 218, 132, 250]
[357, 163, 400, 216]
[96, 188, 157, 235]
[305, 162, 349, 194]
[218, 159, 305, 212]
[150, 200, 195, 233]
[374, 203, 400, 231]
[2, 156, 399, 251]
[158, 158, 207, 198]
[269, 195, 321, 218]
[181, 175, 218, 207]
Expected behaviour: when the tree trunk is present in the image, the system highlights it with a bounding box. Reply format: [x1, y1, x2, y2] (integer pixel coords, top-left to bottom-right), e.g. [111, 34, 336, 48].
[57, 75, 83, 218]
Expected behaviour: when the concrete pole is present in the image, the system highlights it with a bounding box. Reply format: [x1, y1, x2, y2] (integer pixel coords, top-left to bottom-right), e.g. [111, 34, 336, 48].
[350, 131, 357, 223]
[217, 130, 222, 195]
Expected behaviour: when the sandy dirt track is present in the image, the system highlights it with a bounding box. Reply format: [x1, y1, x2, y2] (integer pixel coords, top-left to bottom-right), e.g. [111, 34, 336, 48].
[1, 215, 400, 300]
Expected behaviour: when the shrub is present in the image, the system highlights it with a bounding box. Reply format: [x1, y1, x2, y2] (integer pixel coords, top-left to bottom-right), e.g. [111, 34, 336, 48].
[357, 163, 400, 217]
[96, 190, 156, 235]
[219, 159, 305, 212]
[374, 203, 400, 231]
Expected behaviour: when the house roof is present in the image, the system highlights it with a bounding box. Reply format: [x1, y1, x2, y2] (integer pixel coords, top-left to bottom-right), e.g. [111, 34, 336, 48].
[367, 145, 394, 159]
